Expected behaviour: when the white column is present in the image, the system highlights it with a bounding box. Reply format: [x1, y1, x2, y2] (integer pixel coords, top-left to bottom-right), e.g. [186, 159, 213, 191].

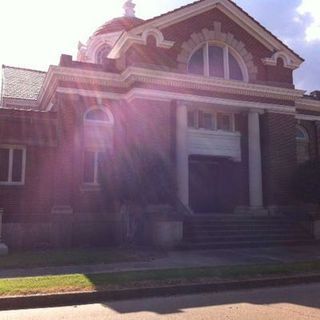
[248, 111, 263, 208]
[0, 208, 8, 255]
[176, 104, 189, 206]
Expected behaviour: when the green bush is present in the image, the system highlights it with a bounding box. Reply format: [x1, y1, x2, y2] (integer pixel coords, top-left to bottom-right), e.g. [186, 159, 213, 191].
[292, 160, 320, 204]
[100, 147, 176, 206]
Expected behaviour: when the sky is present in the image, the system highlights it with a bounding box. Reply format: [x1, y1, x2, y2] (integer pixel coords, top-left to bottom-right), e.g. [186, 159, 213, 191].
[0, 0, 319, 92]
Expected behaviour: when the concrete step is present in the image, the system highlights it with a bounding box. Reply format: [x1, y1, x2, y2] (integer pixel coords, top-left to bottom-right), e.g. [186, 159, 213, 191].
[187, 214, 289, 219]
[183, 229, 309, 238]
[184, 234, 312, 243]
[181, 239, 316, 250]
[183, 224, 298, 231]
[182, 214, 314, 249]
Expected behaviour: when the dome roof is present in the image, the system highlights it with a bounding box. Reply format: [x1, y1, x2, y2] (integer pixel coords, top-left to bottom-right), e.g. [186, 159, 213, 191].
[93, 16, 144, 36]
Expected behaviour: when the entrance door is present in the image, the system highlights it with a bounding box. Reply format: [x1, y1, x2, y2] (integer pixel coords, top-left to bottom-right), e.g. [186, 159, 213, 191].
[189, 159, 220, 213]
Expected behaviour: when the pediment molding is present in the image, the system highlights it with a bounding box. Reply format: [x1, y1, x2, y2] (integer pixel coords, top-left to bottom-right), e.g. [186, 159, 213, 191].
[129, 0, 303, 68]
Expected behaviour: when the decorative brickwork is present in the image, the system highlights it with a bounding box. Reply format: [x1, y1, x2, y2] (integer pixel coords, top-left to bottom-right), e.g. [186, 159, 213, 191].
[177, 21, 258, 80]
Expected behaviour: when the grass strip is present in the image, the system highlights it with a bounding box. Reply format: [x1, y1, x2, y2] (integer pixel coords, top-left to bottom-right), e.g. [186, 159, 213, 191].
[0, 260, 320, 297]
[0, 248, 154, 270]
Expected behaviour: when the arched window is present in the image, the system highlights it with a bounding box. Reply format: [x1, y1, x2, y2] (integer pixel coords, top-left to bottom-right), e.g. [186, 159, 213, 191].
[296, 125, 310, 164]
[83, 107, 114, 186]
[84, 107, 114, 125]
[95, 46, 111, 65]
[188, 43, 246, 81]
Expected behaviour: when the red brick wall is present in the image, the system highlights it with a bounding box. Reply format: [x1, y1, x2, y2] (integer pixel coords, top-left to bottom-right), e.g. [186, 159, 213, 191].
[123, 99, 174, 158]
[261, 113, 297, 206]
[50, 95, 176, 215]
[0, 110, 57, 223]
[299, 120, 319, 160]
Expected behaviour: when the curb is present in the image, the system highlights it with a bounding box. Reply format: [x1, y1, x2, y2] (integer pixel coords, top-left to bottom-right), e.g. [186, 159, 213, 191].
[1, 274, 320, 311]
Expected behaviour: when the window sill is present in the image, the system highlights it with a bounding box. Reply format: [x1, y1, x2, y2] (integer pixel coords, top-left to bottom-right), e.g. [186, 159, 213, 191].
[0, 182, 24, 186]
[0, 183, 25, 189]
[188, 128, 240, 136]
[80, 184, 102, 192]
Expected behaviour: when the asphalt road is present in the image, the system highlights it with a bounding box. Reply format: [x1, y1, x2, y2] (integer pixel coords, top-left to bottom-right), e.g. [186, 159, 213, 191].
[1, 283, 320, 320]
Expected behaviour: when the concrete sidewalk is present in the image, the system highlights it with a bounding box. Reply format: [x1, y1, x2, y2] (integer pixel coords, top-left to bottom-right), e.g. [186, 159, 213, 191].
[1, 245, 320, 279]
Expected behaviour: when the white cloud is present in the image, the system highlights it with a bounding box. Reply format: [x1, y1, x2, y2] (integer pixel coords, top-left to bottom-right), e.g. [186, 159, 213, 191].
[297, 0, 320, 41]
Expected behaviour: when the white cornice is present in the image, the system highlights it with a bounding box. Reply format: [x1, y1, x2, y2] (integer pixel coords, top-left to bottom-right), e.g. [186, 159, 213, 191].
[53, 86, 296, 114]
[39, 66, 305, 109]
[56, 87, 123, 100]
[296, 97, 320, 112]
[296, 114, 320, 122]
[125, 88, 296, 114]
[121, 67, 305, 100]
[129, 0, 303, 66]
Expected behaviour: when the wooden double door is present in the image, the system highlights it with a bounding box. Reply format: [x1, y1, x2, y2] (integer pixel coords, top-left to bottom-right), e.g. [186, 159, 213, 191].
[189, 157, 232, 214]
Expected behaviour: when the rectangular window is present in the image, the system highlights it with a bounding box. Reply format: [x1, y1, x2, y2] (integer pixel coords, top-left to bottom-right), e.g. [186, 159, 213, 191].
[200, 112, 214, 130]
[0, 146, 26, 185]
[83, 150, 107, 185]
[83, 151, 95, 184]
[187, 111, 197, 128]
[217, 113, 233, 131]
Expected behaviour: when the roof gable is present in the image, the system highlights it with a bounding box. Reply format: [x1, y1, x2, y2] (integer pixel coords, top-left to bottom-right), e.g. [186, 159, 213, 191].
[128, 0, 303, 66]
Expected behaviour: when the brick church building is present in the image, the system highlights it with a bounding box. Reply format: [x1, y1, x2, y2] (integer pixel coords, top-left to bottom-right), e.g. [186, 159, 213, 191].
[1, 0, 320, 252]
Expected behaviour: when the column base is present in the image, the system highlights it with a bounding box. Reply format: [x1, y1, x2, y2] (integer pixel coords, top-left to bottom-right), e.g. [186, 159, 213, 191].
[235, 206, 269, 216]
[0, 243, 8, 255]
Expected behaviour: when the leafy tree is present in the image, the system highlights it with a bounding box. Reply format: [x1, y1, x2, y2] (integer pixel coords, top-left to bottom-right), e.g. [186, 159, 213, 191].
[115, 147, 176, 206]
[292, 160, 320, 204]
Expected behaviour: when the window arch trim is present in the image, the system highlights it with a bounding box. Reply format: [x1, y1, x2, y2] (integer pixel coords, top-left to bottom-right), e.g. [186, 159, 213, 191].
[187, 41, 249, 82]
[296, 125, 309, 141]
[177, 22, 258, 80]
[296, 124, 310, 164]
[84, 106, 114, 126]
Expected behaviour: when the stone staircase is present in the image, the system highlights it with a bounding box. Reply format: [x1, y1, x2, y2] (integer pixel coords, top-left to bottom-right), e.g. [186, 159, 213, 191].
[182, 214, 315, 250]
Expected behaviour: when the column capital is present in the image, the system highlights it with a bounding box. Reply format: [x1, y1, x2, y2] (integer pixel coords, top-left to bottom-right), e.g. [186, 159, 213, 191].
[176, 101, 192, 108]
[248, 108, 264, 115]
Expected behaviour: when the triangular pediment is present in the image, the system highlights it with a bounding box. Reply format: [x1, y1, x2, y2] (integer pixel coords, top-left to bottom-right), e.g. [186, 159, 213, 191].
[129, 0, 303, 66]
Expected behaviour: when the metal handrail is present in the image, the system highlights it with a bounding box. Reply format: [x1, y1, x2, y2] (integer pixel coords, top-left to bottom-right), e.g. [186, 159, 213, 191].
[175, 197, 194, 216]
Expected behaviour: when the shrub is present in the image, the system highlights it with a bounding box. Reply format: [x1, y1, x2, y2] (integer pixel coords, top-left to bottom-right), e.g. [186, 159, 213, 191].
[115, 148, 176, 206]
[99, 147, 176, 206]
[292, 160, 320, 204]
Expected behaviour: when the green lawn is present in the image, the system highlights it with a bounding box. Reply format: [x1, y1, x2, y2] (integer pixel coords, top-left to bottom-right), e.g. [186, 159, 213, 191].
[1, 260, 320, 297]
[0, 248, 157, 270]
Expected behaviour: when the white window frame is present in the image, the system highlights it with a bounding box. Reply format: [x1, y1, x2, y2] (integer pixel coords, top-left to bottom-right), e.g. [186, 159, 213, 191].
[217, 112, 236, 132]
[296, 125, 310, 164]
[187, 109, 236, 133]
[0, 145, 26, 186]
[83, 150, 106, 186]
[188, 42, 249, 82]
